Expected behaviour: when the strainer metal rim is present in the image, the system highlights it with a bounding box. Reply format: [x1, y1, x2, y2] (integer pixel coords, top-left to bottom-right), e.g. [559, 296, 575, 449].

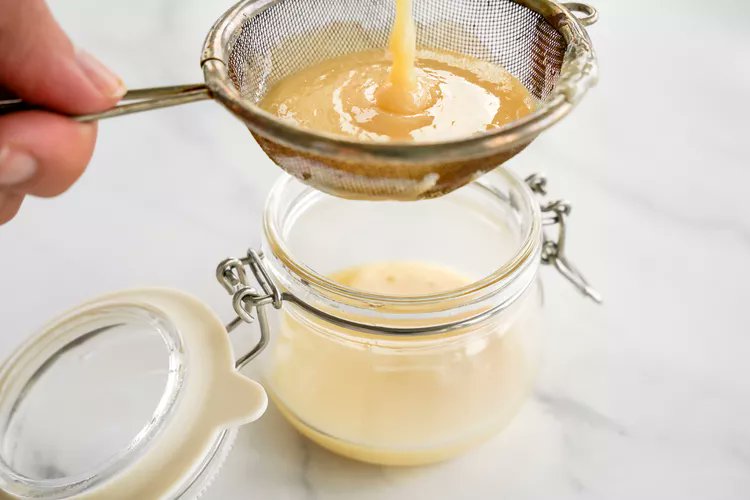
[200, 0, 597, 164]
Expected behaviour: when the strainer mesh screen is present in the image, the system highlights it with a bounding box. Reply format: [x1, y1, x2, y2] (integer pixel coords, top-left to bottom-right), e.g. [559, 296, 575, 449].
[228, 0, 566, 104]
[220, 0, 571, 200]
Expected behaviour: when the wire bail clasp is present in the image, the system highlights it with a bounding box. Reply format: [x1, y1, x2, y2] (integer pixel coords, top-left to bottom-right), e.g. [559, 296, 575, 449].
[526, 174, 602, 304]
[216, 249, 283, 368]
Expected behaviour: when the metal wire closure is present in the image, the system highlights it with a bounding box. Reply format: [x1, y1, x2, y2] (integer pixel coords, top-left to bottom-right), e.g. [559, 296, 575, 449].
[216, 249, 283, 369]
[526, 173, 602, 303]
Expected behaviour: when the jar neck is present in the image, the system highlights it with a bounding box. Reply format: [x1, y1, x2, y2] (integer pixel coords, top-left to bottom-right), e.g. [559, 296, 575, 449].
[262, 170, 543, 333]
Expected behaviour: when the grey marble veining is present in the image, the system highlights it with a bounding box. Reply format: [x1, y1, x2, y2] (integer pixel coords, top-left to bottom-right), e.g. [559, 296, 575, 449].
[1, 0, 749, 498]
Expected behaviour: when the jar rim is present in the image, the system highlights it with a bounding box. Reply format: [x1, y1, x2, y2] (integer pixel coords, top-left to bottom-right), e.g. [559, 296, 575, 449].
[262, 169, 542, 307]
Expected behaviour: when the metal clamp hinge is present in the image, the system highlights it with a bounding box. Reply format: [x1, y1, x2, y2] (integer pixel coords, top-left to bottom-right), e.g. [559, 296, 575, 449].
[526, 174, 603, 304]
[216, 249, 283, 369]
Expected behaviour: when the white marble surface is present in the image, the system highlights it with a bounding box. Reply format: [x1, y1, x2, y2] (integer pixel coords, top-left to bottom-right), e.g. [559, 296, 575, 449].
[1, 0, 750, 498]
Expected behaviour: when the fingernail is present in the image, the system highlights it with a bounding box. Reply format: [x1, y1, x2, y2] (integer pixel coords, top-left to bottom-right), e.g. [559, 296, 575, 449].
[0, 147, 38, 186]
[76, 49, 127, 99]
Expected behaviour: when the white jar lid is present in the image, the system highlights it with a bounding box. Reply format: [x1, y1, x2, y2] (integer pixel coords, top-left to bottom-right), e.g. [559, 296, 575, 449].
[0, 288, 267, 499]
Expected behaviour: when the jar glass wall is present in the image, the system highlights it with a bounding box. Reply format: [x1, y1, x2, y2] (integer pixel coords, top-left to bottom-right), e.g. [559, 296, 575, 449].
[260, 170, 544, 465]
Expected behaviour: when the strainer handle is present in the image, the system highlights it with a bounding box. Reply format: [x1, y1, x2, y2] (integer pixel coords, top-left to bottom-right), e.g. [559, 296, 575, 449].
[562, 3, 599, 26]
[0, 83, 211, 122]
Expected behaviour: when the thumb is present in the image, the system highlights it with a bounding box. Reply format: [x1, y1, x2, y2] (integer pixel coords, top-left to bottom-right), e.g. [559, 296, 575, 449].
[0, 0, 126, 114]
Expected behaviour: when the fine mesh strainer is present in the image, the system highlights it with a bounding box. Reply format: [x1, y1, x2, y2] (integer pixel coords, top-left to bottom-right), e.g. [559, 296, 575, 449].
[0, 0, 598, 201]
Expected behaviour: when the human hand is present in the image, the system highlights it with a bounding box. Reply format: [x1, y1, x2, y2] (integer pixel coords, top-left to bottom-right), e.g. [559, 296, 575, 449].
[0, 0, 125, 224]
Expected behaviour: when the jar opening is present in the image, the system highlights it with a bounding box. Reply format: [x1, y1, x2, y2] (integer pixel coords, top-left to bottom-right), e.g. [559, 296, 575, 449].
[262, 169, 542, 320]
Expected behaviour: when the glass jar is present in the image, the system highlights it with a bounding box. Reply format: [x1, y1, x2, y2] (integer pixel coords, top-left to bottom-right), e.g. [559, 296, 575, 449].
[0, 169, 597, 498]
[229, 168, 598, 466]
